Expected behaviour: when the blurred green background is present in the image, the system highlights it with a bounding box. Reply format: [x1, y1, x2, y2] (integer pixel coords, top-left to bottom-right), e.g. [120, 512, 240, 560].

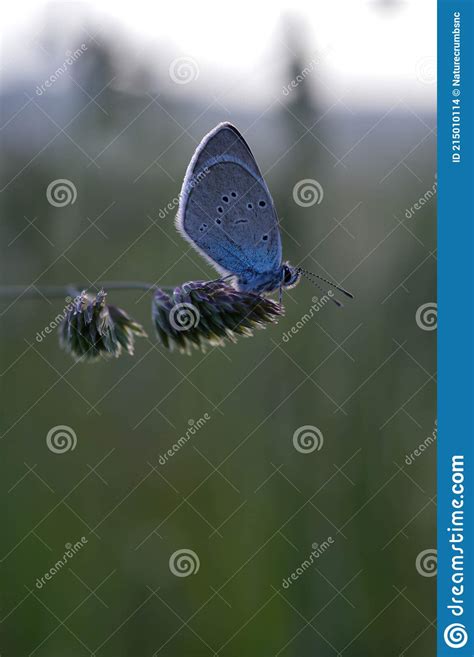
[1, 3, 436, 656]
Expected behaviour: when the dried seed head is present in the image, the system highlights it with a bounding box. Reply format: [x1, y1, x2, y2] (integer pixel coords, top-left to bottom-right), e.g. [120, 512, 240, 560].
[59, 290, 147, 362]
[152, 281, 283, 354]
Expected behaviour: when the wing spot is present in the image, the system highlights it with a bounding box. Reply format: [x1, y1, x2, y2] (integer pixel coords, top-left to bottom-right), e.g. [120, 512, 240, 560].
[231, 191, 237, 198]
[247, 203, 253, 210]
[215, 218, 222, 225]
[262, 234, 268, 241]
[235, 219, 248, 225]
[258, 200, 266, 207]
[222, 195, 229, 203]
[217, 206, 223, 213]
[199, 223, 208, 232]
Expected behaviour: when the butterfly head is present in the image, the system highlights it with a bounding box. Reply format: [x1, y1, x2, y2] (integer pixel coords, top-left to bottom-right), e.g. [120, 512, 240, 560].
[280, 263, 301, 290]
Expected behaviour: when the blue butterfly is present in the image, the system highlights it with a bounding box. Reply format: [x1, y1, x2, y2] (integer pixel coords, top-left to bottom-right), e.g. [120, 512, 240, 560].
[176, 123, 353, 306]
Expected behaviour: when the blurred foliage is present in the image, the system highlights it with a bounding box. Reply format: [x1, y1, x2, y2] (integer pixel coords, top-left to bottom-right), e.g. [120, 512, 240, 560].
[0, 13, 435, 657]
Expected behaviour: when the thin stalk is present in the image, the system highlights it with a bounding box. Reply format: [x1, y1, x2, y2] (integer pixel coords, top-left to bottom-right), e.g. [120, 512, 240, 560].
[0, 282, 175, 300]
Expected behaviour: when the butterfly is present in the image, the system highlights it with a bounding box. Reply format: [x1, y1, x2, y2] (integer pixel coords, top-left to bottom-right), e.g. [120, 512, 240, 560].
[176, 122, 353, 306]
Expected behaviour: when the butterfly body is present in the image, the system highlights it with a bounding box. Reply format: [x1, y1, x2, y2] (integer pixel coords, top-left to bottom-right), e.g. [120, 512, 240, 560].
[176, 122, 352, 306]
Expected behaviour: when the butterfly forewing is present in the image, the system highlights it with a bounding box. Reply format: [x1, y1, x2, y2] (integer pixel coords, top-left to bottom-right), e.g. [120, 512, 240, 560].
[176, 123, 282, 280]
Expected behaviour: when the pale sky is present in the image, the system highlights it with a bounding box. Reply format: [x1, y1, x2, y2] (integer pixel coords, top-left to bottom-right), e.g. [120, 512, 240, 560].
[1, 0, 436, 109]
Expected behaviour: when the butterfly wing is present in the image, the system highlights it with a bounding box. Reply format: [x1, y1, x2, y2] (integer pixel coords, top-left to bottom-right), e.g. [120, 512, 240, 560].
[176, 123, 282, 281]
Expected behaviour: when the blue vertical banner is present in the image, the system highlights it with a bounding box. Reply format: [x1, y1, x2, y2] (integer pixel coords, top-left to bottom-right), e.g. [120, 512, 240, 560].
[438, 0, 474, 654]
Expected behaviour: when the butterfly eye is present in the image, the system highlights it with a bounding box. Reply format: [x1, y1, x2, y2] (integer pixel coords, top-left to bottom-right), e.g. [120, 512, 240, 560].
[283, 267, 293, 283]
[222, 195, 229, 203]
[258, 200, 266, 207]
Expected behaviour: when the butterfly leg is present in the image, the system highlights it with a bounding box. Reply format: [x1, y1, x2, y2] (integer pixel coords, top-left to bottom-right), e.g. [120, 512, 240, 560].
[211, 274, 234, 285]
[180, 275, 235, 297]
[191, 274, 235, 291]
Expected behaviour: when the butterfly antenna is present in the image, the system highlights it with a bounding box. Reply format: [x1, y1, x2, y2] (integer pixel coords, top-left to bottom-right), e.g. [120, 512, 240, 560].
[298, 270, 343, 308]
[298, 269, 354, 300]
